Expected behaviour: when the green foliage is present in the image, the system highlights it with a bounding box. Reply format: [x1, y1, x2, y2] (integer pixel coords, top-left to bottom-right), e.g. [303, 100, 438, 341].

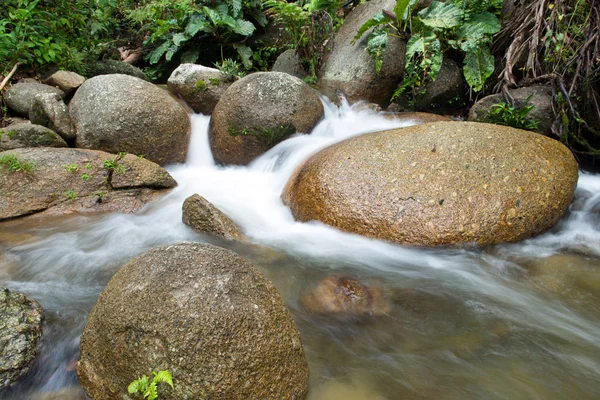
[228, 123, 295, 145]
[81, 173, 92, 181]
[128, 370, 174, 400]
[215, 58, 246, 81]
[484, 94, 540, 131]
[64, 189, 78, 200]
[103, 157, 126, 174]
[0, 154, 35, 173]
[196, 80, 208, 92]
[355, 0, 501, 101]
[62, 163, 79, 173]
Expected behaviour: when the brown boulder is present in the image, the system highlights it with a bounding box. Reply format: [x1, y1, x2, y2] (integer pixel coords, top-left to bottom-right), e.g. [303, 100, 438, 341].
[209, 72, 323, 165]
[182, 194, 245, 240]
[383, 112, 452, 124]
[77, 242, 309, 400]
[300, 276, 389, 316]
[282, 121, 578, 246]
[0, 148, 176, 221]
[41, 70, 86, 96]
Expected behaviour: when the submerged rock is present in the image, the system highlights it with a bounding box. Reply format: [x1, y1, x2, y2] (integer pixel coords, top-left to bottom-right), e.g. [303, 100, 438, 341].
[300, 275, 389, 316]
[182, 194, 245, 241]
[209, 72, 323, 165]
[0, 123, 67, 151]
[70, 74, 190, 166]
[4, 83, 65, 117]
[0, 148, 176, 221]
[318, 0, 406, 105]
[167, 64, 232, 115]
[77, 242, 309, 400]
[282, 121, 578, 246]
[0, 287, 44, 391]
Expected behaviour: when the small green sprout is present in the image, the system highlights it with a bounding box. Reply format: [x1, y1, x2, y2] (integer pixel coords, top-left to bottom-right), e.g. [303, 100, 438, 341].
[128, 370, 174, 400]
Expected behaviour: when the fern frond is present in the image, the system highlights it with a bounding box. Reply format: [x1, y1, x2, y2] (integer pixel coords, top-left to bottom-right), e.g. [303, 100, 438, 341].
[152, 370, 174, 389]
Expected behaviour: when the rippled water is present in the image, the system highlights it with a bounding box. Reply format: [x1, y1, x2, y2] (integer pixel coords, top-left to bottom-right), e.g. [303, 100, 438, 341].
[2, 99, 600, 399]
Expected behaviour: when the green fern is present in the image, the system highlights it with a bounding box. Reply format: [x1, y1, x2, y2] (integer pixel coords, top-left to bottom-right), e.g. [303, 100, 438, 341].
[128, 370, 174, 400]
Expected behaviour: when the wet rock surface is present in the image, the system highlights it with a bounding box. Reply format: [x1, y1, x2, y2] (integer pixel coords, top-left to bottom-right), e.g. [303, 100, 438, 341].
[210, 72, 323, 165]
[182, 194, 245, 240]
[0, 148, 176, 221]
[167, 64, 232, 115]
[0, 287, 44, 391]
[70, 74, 190, 165]
[282, 121, 579, 246]
[77, 242, 309, 400]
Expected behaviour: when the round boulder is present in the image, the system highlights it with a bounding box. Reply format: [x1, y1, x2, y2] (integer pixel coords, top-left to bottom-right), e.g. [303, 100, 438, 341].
[209, 71, 324, 165]
[70, 74, 190, 165]
[4, 82, 65, 117]
[41, 70, 86, 96]
[77, 242, 309, 400]
[272, 49, 307, 79]
[0, 287, 44, 390]
[0, 123, 67, 151]
[282, 121, 579, 246]
[86, 59, 149, 81]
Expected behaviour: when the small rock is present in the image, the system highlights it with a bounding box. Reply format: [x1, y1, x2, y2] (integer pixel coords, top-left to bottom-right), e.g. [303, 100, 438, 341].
[182, 194, 245, 241]
[167, 64, 232, 115]
[272, 49, 307, 79]
[0, 287, 44, 391]
[300, 275, 389, 316]
[29, 93, 76, 142]
[4, 83, 65, 117]
[41, 70, 86, 96]
[0, 123, 67, 151]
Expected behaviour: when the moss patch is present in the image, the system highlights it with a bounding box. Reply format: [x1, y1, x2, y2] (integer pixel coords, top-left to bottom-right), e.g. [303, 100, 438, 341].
[196, 80, 208, 92]
[227, 124, 296, 146]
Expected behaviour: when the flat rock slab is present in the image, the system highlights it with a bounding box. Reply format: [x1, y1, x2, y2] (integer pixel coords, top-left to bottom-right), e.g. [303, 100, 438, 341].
[282, 121, 579, 246]
[0, 148, 176, 221]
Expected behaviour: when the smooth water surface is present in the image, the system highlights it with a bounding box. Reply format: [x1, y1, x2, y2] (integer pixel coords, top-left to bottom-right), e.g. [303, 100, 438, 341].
[2, 99, 600, 399]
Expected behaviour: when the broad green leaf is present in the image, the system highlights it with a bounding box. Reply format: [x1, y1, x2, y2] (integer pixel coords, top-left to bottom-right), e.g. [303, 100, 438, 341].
[393, 0, 411, 22]
[216, 3, 230, 17]
[405, 32, 442, 80]
[172, 33, 187, 46]
[227, 0, 243, 16]
[185, 14, 206, 37]
[352, 13, 390, 44]
[165, 44, 179, 61]
[220, 14, 237, 28]
[366, 26, 388, 74]
[457, 12, 500, 41]
[233, 19, 255, 36]
[234, 43, 253, 69]
[247, 7, 268, 27]
[153, 370, 174, 389]
[463, 45, 494, 91]
[149, 41, 170, 64]
[203, 6, 221, 25]
[417, 1, 461, 29]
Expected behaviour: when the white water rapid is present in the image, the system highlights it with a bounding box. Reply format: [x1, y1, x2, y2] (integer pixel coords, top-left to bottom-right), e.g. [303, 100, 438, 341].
[2, 98, 600, 399]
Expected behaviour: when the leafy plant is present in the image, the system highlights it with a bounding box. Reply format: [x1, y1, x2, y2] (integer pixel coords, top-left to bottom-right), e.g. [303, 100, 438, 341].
[128, 370, 174, 400]
[353, 0, 501, 102]
[484, 94, 540, 131]
[63, 163, 79, 173]
[81, 173, 92, 181]
[0, 153, 35, 173]
[65, 189, 78, 200]
[215, 58, 246, 81]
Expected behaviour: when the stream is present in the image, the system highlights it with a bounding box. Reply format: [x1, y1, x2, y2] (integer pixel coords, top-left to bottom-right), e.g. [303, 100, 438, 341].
[2, 98, 600, 399]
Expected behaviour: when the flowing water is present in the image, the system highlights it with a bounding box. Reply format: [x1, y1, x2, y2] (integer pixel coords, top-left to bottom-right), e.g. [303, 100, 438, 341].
[2, 99, 600, 399]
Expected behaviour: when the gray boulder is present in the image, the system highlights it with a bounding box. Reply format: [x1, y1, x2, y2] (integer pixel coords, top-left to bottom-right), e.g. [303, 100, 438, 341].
[182, 194, 245, 240]
[167, 64, 232, 115]
[41, 70, 86, 96]
[70, 74, 190, 166]
[210, 72, 324, 165]
[468, 85, 554, 135]
[0, 123, 67, 151]
[29, 93, 76, 142]
[4, 83, 65, 117]
[318, 0, 406, 105]
[0, 287, 44, 391]
[86, 59, 148, 81]
[272, 49, 307, 79]
[77, 242, 309, 400]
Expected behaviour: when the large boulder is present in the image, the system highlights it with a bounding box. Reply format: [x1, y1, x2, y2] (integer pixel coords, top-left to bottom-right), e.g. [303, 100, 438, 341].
[468, 85, 554, 135]
[77, 242, 309, 400]
[4, 83, 65, 117]
[86, 59, 148, 81]
[182, 194, 245, 241]
[282, 121, 579, 246]
[317, 0, 406, 105]
[272, 49, 307, 79]
[0, 123, 67, 151]
[0, 287, 44, 391]
[0, 148, 177, 221]
[167, 64, 232, 115]
[41, 70, 86, 96]
[70, 74, 190, 165]
[29, 93, 76, 142]
[209, 72, 324, 165]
